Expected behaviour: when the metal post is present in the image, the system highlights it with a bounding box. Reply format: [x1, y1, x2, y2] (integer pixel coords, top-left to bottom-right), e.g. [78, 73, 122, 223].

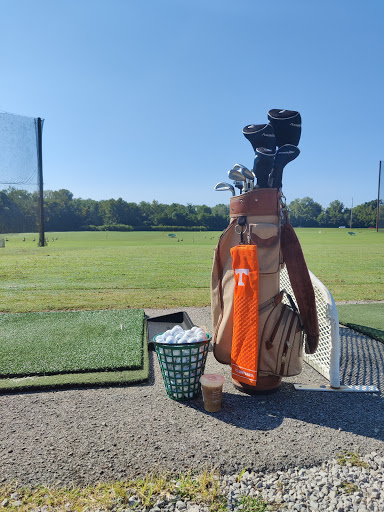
[37, 117, 45, 247]
[377, 161, 382, 233]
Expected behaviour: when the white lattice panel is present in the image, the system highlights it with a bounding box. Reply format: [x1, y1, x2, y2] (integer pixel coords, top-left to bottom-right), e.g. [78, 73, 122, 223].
[280, 265, 340, 388]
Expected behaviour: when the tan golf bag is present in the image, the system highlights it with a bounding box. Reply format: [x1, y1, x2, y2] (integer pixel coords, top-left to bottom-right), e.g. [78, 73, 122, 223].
[211, 188, 319, 393]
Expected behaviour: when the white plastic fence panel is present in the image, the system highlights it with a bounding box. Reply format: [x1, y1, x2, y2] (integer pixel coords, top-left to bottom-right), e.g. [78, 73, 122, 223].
[280, 266, 341, 388]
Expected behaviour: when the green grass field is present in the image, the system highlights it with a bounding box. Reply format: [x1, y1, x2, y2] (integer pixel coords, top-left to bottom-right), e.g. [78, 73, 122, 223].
[1, 228, 383, 313]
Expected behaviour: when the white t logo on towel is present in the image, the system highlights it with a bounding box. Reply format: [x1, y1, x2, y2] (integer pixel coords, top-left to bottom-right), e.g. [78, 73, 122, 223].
[235, 268, 249, 286]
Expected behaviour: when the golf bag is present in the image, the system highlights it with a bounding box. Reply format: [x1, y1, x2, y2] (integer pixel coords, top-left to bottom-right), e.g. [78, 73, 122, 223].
[211, 187, 319, 392]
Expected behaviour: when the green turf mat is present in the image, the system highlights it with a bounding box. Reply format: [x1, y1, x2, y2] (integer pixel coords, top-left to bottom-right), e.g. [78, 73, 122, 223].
[0, 335, 149, 392]
[0, 309, 145, 377]
[337, 303, 384, 343]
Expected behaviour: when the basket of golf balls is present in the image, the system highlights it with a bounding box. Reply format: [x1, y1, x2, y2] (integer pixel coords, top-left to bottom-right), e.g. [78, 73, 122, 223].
[153, 325, 211, 401]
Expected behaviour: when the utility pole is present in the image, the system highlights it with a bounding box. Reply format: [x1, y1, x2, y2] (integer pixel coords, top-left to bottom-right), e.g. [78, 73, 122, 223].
[377, 161, 382, 232]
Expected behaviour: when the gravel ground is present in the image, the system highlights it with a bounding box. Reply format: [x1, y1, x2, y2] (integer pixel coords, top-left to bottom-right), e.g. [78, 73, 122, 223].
[1, 306, 383, 508]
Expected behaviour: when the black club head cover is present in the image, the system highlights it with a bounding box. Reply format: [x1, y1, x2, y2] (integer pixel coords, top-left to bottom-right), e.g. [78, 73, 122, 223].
[242, 123, 276, 152]
[267, 109, 301, 147]
[268, 144, 300, 189]
[253, 147, 276, 188]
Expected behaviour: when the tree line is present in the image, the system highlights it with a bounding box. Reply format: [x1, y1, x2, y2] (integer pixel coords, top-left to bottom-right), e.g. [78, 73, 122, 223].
[0, 187, 382, 233]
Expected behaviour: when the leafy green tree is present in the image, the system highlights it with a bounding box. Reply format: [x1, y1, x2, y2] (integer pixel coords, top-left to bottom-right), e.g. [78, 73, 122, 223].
[288, 197, 323, 227]
[44, 189, 80, 230]
[320, 200, 346, 227]
[350, 200, 377, 228]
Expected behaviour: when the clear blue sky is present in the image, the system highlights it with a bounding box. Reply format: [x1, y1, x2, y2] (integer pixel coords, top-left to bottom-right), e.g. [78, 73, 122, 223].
[1, 0, 383, 209]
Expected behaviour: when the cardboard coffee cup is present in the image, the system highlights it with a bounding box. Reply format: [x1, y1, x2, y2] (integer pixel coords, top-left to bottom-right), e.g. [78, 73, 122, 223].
[200, 374, 225, 412]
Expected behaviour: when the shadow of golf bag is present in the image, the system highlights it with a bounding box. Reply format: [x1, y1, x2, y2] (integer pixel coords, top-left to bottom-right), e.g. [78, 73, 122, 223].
[211, 188, 319, 393]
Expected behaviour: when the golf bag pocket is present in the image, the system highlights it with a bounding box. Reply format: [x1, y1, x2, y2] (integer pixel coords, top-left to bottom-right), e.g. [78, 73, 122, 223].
[248, 223, 280, 274]
[258, 292, 304, 377]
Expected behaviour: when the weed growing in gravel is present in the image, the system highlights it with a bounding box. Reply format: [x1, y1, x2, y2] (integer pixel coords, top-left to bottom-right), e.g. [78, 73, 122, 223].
[336, 450, 369, 468]
[337, 481, 359, 494]
[237, 467, 247, 482]
[0, 468, 229, 511]
[237, 495, 270, 511]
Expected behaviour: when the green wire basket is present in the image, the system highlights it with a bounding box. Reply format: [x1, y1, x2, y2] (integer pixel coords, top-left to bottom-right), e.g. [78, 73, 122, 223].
[154, 335, 211, 401]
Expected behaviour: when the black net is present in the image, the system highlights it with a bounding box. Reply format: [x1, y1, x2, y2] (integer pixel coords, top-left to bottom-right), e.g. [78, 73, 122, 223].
[0, 112, 44, 237]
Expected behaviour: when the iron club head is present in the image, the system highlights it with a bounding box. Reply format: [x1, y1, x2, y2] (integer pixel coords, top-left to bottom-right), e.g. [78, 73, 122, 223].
[232, 164, 254, 191]
[228, 168, 246, 183]
[214, 181, 235, 196]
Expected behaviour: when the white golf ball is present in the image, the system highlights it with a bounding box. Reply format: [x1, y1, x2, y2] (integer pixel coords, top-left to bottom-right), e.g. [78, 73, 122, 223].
[184, 329, 194, 337]
[165, 336, 176, 343]
[187, 337, 198, 344]
[155, 334, 165, 342]
[196, 332, 207, 342]
[171, 325, 183, 335]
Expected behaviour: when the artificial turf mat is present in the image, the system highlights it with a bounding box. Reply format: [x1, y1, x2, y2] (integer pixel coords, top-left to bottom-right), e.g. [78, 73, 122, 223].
[0, 309, 149, 392]
[337, 303, 384, 343]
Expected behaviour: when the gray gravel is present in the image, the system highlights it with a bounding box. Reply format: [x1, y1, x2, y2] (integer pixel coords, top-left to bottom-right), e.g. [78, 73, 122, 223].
[1, 307, 384, 511]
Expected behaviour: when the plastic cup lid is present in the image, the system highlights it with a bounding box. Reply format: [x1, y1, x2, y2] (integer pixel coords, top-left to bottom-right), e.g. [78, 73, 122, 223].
[200, 373, 225, 387]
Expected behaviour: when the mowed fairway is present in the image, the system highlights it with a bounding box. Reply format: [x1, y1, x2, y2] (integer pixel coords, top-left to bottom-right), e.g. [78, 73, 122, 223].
[0, 231, 217, 313]
[0, 228, 383, 313]
[294, 228, 384, 302]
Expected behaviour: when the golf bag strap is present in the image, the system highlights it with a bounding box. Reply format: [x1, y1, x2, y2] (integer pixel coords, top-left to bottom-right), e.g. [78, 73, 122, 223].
[281, 216, 319, 354]
[229, 188, 281, 218]
[258, 291, 284, 313]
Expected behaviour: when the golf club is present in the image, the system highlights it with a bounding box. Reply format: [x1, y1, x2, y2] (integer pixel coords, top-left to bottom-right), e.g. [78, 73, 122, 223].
[268, 144, 300, 189]
[228, 168, 247, 184]
[234, 181, 244, 194]
[232, 164, 254, 191]
[253, 147, 276, 188]
[267, 109, 301, 147]
[214, 182, 235, 196]
[242, 123, 276, 152]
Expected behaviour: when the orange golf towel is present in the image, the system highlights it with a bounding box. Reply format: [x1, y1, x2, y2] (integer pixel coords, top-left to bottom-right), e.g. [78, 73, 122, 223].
[230, 244, 259, 386]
